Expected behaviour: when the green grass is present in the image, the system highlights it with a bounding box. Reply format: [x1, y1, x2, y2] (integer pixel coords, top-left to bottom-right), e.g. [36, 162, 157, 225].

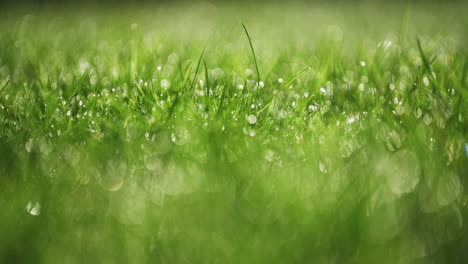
[1, 2, 468, 263]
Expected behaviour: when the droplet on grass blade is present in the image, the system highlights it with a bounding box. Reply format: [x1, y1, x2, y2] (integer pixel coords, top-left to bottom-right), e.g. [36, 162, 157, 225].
[242, 127, 256, 137]
[246, 114, 257, 125]
[385, 150, 420, 196]
[102, 161, 127, 192]
[25, 138, 33, 152]
[340, 140, 354, 158]
[145, 154, 162, 171]
[437, 172, 462, 207]
[308, 105, 318, 112]
[395, 104, 404, 116]
[171, 127, 190, 146]
[423, 76, 430, 87]
[319, 161, 328, 174]
[414, 108, 422, 119]
[386, 131, 401, 152]
[423, 113, 432, 125]
[26, 201, 40, 216]
[161, 79, 170, 90]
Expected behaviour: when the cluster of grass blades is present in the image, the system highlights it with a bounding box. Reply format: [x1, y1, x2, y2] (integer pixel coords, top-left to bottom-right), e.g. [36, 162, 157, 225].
[0, 2, 467, 263]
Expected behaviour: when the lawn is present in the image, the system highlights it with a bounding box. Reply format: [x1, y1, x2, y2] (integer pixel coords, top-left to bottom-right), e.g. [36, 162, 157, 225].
[0, 2, 467, 263]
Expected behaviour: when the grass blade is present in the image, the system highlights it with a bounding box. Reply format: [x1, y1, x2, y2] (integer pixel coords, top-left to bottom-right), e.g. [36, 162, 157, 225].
[242, 23, 261, 84]
[0, 79, 10, 95]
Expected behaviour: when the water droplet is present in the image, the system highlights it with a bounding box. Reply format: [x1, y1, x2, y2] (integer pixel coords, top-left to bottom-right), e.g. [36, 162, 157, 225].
[340, 141, 354, 158]
[395, 104, 404, 115]
[171, 127, 190, 146]
[103, 161, 126, 192]
[423, 114, 432, 125]
[414, 108, 422, 119]
[277, 78, 284, 84]
[308, 105, 318, 112]
[145, 154, 162, 171]
[437, 172, 462, 207]
[423, 76, 430, 87]
[246, 114, 257, 125]
[386, 131, 401, 151]
[25, 138, 33, 153]
[384, 151, 420, 196]
[319, 161, 328, 174]
[264, 149, 275, 162]
[278, 109, 287, 119]
[346, 114, 358, 125]
[26, 201, 40, 216]
[360, 61, 366, 67]
[39, 138, 51, 156]
[161, 79, 170, 90]
[242, 127, 256, 137]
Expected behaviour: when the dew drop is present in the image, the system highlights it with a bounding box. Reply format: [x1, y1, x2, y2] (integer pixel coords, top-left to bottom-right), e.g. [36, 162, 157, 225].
[145, 154, 162, 171]
[423, 113, 432, 125]
[319, 161, 328, 174]
[161, 79, 170, 90]
[26, 201, 40, 216]
[414, 108, 422, 119]
[246, 114, 257, 125]
[386, 131, 401, 152]
[423, 76, 430, 87]
[25, 138, 33, 153]
[171, 127, 190, 146]
[340, 141, 354, 158]
[385, 151, 420, 196]
[437, 172, 462, 207]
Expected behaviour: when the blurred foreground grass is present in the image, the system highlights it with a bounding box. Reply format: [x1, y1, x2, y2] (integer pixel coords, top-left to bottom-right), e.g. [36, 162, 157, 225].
[1, 2, 468, 263]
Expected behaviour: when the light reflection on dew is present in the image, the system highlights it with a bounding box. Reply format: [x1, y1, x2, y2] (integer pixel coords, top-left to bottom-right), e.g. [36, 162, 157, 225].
[102, 161, 127, 192]
[26, 201, 40, 216]
[107, 178, 124, 192]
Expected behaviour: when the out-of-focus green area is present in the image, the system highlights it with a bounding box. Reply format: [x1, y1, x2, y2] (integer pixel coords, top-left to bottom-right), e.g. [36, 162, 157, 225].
[0, 3, 467, 263]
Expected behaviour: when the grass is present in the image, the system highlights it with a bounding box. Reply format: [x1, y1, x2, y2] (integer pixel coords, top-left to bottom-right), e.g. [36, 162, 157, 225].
[0, 2, 468, 263]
